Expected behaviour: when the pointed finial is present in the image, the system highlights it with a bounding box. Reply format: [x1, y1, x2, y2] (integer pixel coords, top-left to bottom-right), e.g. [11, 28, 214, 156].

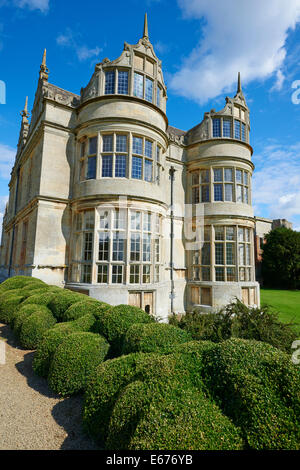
[20, 96, 29, 119]
[237, 72, 242, 93]
[143, 13, 149, 38]
[39, 48, 49, 81]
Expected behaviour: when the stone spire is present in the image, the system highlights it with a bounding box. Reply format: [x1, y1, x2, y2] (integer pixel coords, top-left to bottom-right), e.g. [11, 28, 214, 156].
[20, 96, 29, 121]
[237, 72, 242, 93]
[17, 96, 30, 155]
[39, 48, 49, 81]
[143, 13, 149, 39]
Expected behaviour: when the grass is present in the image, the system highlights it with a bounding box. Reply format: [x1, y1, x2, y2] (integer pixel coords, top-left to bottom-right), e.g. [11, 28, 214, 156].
[260, 288, 300, 336]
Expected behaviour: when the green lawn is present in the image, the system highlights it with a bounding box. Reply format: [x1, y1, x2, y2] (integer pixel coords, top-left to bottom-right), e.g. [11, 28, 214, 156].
[260, 288, 300, 336]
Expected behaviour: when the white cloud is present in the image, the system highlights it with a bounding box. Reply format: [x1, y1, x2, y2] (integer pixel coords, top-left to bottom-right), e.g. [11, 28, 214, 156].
[252, 143, 300, 224]
[0, 143, 16, 179]
[56, 28, 102, 62]
[170, 0, 300, 104]
[13, 0, 49, 12]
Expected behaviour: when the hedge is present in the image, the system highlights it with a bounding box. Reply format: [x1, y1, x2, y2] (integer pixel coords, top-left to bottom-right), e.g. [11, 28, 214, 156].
[122, 322, 192, 355]
[48, 290, 90, 320]
[83, 352, 199, 444]
[48, 332, 109, 396]
[106, 380, 244, 450]
[61, 299, 105, 322]
[93, 304, 154, 355]
[13, 304, 48, 334]
[21, 290, 62, 309]
[32, 313, 97, 377]
[0, 290, 27, 323]
[201, 338, 300, 449]
[0, 276, 46, 291]
[19, 308, 57, 349]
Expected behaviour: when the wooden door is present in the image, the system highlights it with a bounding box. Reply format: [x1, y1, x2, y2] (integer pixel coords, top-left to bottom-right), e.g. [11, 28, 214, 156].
[129, 292, 142, 308]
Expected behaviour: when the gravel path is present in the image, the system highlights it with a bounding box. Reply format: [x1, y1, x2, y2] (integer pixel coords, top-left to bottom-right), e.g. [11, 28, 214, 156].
[0, 323, 100, 450]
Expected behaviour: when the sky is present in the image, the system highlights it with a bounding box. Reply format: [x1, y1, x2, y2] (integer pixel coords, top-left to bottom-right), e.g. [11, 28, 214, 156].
[0, 0, 300, 232]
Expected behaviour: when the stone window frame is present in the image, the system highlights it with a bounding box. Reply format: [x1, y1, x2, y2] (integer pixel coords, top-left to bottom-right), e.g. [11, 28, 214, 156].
[211, 112, 248, 143]
[191, 167, 251, 205]
[71, 207, 162, 285]
[104, 68, 130, 96]
[190, 224, 254, 283]
[78, 132, 163, 185]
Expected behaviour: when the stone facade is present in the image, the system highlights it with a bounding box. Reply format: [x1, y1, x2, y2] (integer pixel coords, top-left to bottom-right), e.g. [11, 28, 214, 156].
[0, 16, 261, 320]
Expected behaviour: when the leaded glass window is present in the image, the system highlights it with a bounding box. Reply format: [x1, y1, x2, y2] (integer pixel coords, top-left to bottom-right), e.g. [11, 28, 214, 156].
[105, 71, 115, 94]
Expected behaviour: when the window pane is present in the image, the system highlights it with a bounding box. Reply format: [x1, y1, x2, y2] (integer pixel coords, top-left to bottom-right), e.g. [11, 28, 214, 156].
[105, 71, 115, 94]
[83, 232, 93, 261]
[97, 265, 108, 283]
[131, 211, 141, 230]
[214, 184, 223, 201]
[213, 118, 221, 137]
[244, 186, 249, 204]
[89, 137, 97, 155]
[82, 264, 92, 283]
[226, 226, 235, 241]
[244, 172, 248, 185]
[192, 187, 199, 204]
[223, 119, 231, 137]
[234, 120, 241, 139]
[156, 146, 160, 162]
[215, 243, 224, 264]
[236, 169, 242, 183]
[84, 211, 94, 229]
[116, 135, 127, 152]
[102, 134, 113, 152]
[112, 232, 124, 261]
[201, 185, 210, 202]
[102, 155, 113, 177]
[226, 243, 235, 265]
[224, 168, 233, 182]
[145, 140, 153, 158]
[130, 233, 140, 261]
[227, 267, 235, 282]
[132, 156, 142, 179]
[201, 170, 210, 183]
[236, 185, 243, 202]
[118, 71, 128, 94]
[87, 156, 96, 179]
[143, 212, 151, 232]
[143, 265, 151, 283]
[143, 233, 151, 261]
[215, 267, 224, 281]
[114, 209, 126, 230]
[134, 72, 143, 98]
[241, 123, 246, 141]
[130, 265, 140, 283]
[115, 155, 127, 177]
[192, 173, 199, 185]
[145, 77, 153, 102]
[112, 265, 123, 283]
[215, 226, 224, 240]
[201, 267, 211, 281]
[132, 137, 143, 154]
[239, 244, 245, 264]
[214, 168, 222, 182]
[98, 232, 109, 261]
[201, 242, 211, 265]
[157, 85, 161, 106]
[99, 210, 109, 229]
[225, 184, 233, 201]
[144, 160, 152, 182]
[193, 267, 200, 280]
[238, 227, 244, 242]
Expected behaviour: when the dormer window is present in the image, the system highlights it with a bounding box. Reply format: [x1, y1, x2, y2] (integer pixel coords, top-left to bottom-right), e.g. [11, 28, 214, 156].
[145, 77, 153, 102]
[213, 118, 221, 137]
[223, 119, 232, 138]
[134, 73, 144, 98]
[118, 71, 129, 95]
[105, 71, 115, 94]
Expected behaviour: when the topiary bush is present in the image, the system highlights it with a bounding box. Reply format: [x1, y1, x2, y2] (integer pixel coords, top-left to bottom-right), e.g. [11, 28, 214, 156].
[93, 304, 154, 355]
[48, 332, 110, 397]
[0, 276, 46, 291]
[12, 303, 47, 334]
[32, 313, 98, 377]
[19, 307, 57, 349]
[21, 290, 63, 309]
[106, 380, 244, 450]
[201, 338, 300, 449]
[0, 290, 27, 323]
[122, 322, 192, 355]
[83, 350, 209, 445]
[170, 299, 298, 353]
[48, 290, 89, 321]
[60, 299, 106, 322]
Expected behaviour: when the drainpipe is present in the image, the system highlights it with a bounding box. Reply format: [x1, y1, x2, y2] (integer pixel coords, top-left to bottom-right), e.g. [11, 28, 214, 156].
[8, 167, 20, 277]
[169, 166, 176, 315]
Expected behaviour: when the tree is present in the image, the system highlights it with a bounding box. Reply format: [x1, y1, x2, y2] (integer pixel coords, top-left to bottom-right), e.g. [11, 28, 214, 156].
[261, 227, 300, 289]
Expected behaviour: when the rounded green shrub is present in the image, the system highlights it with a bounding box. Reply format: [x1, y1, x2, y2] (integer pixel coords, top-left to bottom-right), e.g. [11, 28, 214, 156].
[21, 290, 60, 308]
[48, 290, 89, 320]
[0, 276, 46, 291]
[107, 380, 243, 450]
[60, 299, 105, 322]
[19, 283, 50, 297]
[12, 303, 45, 333]
[83, 351, 201, 444]
[94, 304, 154, 355]
[19, 307, 57, 349]
[0, 290, 27, 323]
[202, 338, 300, 449]
[122, 322, 192, 355]
[32, 313, 97, 377]
[48, 332, 109, 396]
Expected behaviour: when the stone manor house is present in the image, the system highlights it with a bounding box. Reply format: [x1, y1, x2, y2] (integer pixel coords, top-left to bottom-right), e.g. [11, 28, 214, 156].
[0, 16, 261, 320]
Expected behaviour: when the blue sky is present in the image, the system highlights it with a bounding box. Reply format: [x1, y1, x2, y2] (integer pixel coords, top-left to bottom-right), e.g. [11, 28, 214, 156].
[0, 0, 300, 231]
